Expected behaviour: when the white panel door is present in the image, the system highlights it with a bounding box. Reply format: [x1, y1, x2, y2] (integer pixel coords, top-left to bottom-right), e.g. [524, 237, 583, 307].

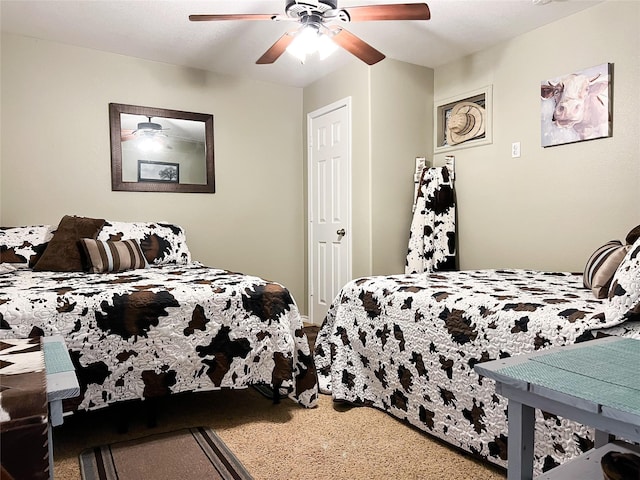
[308, 99, 351, 326]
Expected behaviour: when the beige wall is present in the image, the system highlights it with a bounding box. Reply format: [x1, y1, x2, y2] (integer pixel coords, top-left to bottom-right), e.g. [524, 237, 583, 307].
[0, 33, 306, 306]
[433, 1, 640, 271]
[370, 60, 433, 275]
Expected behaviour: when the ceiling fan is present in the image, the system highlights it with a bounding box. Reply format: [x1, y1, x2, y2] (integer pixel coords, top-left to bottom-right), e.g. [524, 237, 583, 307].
[189, 1, 431, 65]
[132, 117, 169, 137]
[121, 117, 172, 149]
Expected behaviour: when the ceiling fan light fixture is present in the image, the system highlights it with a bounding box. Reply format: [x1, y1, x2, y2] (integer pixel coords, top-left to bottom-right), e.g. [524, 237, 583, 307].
[318, 32, 338, 60]
[286, 25, 337, 63]
[287, 26, 319, 63]
[138, 136, 163, 152]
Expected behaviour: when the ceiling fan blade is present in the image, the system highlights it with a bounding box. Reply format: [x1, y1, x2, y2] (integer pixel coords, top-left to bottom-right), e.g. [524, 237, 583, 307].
[331, 28, 385, 65]
[189, 14, 277, 22]
[256, 33, 295, 64]
[121, 129, 135, 142]
[341, 3, 430, 22]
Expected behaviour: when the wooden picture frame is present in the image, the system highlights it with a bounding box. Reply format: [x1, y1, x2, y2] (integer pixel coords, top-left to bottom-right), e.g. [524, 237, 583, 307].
[138, 160, 179, 183]
[109, 103, 215, 193]
[434, 85, 493, 154]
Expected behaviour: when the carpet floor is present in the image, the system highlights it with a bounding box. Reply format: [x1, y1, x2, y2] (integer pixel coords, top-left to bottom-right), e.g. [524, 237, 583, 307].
[52, 326, 506, 479]
[53, 389, 506, 480]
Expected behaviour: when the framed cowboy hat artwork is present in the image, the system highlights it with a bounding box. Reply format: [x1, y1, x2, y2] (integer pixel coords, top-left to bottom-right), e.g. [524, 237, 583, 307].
[434, 85, 493, 154]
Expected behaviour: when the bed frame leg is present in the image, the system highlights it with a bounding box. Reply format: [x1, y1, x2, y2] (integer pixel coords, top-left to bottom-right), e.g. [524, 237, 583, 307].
[112, 403, 130, 434]
[146, 398, 158, 428]
[111, 398, 158, 432]
[273, 382, 281, 404]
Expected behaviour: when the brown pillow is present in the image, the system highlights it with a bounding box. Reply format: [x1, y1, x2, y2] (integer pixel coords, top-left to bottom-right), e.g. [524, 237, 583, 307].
[32, 215, 105, 272]
[626, 225, 640, 245]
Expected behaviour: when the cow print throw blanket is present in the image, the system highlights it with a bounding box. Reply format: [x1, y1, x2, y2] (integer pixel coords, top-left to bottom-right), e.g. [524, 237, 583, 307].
[406, 165, 456, 274]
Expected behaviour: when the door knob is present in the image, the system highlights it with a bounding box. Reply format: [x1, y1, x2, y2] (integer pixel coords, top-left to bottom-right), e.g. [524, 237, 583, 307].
[336, 228, 346, 236]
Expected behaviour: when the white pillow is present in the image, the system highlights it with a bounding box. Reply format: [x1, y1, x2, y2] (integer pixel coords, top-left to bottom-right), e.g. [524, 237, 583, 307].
[97, 221, 191, 265]
[605, 236, 640, 323]
[0, 225, 53, 266]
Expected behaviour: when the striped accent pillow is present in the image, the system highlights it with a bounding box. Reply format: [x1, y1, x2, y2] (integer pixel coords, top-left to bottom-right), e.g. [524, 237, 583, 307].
[80, 238, 148, 273]
[583, 240, 629, 299]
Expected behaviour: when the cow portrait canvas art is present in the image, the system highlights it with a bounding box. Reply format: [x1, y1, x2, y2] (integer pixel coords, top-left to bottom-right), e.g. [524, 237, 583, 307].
[541, 63, 612, 147]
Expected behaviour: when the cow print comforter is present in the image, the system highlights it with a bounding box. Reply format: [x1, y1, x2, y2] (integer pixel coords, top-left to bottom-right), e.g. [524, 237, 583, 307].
[0, 262, 318, 411]
[315, 269, 640, 473]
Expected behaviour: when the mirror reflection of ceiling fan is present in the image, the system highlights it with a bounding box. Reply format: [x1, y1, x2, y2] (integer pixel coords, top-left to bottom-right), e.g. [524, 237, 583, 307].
[189, 1, 431, 65]
[121, 117, 172, 150]
[132, 117, 169, 137]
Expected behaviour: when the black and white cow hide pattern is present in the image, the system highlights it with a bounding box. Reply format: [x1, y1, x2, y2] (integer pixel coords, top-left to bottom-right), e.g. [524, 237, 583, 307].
[405, 165, 456, 274]
[315, 269, 639, 474]
[97, 221, 192, 265]
[0, 263, 318, 410]
[606, 236, 640, 323]
[0, 225, 53, 266]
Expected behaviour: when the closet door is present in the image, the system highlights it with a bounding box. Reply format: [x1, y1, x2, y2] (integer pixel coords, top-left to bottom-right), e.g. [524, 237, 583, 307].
[308, 99, 352, 326]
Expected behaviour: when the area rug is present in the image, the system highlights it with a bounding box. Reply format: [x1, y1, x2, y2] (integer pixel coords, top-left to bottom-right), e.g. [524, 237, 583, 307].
[79, 426, 253, 480]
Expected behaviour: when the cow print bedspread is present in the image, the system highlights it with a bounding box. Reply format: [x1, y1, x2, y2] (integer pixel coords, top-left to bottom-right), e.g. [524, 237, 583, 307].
[0, 263, 318, 410]
[315, 269, 640, 474]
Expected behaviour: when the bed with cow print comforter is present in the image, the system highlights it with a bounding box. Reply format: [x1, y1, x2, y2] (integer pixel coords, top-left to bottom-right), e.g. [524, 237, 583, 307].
[314, 269, 640, 474]
[0, 220, 318, 412]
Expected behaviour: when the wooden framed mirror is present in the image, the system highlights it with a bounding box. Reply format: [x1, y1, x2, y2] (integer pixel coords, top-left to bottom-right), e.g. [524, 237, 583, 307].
[109, 103, 215, 193]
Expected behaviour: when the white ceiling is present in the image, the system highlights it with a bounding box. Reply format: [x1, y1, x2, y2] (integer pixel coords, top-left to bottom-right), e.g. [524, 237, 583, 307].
[0, 0, 602, 88]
